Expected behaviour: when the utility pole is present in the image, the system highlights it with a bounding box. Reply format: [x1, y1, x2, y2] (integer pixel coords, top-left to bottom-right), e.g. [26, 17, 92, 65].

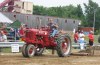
[93, 10, 96, 34]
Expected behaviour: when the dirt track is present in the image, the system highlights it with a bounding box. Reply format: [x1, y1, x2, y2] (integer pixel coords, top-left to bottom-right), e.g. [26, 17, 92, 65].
[0, 51, 100, 65]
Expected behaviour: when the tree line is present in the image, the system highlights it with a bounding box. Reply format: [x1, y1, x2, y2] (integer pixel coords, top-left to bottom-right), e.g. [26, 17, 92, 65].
[33, 0, 100, 34]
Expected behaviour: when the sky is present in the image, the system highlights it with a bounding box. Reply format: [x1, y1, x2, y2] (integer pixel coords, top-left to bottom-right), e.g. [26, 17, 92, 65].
[0, 0, 100, 10]
[22, 0, 100, 7]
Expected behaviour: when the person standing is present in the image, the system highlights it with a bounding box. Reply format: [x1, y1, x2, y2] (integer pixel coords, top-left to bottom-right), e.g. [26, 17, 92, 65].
[88, 31, 94, 47]
[74, 31, 79, 43]
[1, 31, 7, 42]
[0, 32, 3, 42]
[19, 24, 26, 41]
[78, 31, 85, 50]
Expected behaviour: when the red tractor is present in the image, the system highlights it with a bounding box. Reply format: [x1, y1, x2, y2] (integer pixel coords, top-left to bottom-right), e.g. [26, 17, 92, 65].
[22, 27, 71, 57]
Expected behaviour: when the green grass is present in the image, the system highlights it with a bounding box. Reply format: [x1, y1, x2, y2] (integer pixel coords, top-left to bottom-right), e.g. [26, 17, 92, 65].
[0, 47, 22, 53]
[94, 35, 99, 44]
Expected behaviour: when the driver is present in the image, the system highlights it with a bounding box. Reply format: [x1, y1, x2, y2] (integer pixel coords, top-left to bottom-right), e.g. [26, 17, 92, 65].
[47, 18, 58, 37]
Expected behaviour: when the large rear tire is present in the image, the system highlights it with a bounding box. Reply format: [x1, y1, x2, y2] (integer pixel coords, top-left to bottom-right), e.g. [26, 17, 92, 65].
[22, 44, 28, 57]
[26, 44, 36, 58]
[56, 34, 71, 57]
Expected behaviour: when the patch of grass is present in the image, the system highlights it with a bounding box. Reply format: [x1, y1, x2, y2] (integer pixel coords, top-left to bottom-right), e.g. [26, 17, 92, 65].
[0, 47, 22, 53]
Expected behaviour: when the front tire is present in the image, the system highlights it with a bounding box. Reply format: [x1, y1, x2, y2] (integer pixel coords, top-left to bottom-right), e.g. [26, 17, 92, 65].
[56, 34, 71, 57]
[26, 44, 36, 58]
[22, 44, 28, 57]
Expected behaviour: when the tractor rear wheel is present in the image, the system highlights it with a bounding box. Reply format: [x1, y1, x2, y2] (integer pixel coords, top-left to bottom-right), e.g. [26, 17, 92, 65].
[35, 48, 44, 55]
[26, 44, 36, 58]
[22, 44, 28, 57]
[56, 34, 71, 57]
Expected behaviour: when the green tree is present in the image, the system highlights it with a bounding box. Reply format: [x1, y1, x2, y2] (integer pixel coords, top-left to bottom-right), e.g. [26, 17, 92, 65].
[33, 5, 83, 19]
[83, 0, 100, 33]
[76, 5, 84, 19]
[33, 5, 47, 15]
[84, 0, 98, 27]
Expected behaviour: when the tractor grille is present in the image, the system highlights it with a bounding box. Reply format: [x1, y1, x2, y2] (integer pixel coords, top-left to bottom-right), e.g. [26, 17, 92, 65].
[25, 31, 33, 39]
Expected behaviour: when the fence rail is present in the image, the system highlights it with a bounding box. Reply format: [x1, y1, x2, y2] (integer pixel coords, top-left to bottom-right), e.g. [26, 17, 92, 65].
[0, 42, 81, 48]
[0, 42, 99, 48]
[0, 42, 25, 47]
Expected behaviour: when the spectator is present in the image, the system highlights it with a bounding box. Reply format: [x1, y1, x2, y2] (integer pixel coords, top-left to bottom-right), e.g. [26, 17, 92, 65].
[9, 28, 20, 41]
[0, 23, 7, 35]
[19, 24, 26, 41]
[19, 26, 25, 37]
[19, 24, 28, 36]
[1, 31, 7, 42]
[47, 19, 58, 37]
[74, 31, 79, 43]
[0, 31, 2, 42]
[10, 28, 15, 36]
[15, 28, 20, 40]
[24, 24, 29, 29]
[78, 30, 85, 50]
[88, 31, 94, 47]
[9, 28, 15, 41]
[0, 23, 6, 30]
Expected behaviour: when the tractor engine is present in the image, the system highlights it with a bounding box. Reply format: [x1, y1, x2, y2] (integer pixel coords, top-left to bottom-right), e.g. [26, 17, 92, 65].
[24, 27, 56, 47]
[25, 28, 47, 43]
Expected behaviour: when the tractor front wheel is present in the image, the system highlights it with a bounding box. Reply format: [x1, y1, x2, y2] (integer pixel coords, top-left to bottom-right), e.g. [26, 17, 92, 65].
[56, 34, 71, 57]
[26, 44, 36, 58]
[22, 44, 28, 57]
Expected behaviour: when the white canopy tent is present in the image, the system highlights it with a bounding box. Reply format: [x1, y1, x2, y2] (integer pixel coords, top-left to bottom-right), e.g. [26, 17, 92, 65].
[0, 12, 13, 23]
